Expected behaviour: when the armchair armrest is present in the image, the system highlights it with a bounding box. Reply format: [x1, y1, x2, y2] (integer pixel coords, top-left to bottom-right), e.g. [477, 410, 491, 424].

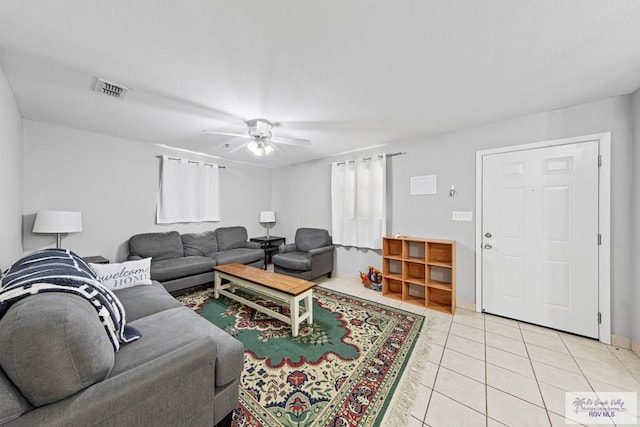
[279, 243, 298, 254]
[245, 241, 261, 249]
[127, 255, 143, 261]
[308, 245, 335, 256]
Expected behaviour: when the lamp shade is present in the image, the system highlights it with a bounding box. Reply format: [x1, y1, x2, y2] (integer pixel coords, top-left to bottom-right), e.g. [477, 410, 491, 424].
[259, 211, 275, 223]
[33, 210, 83, 233]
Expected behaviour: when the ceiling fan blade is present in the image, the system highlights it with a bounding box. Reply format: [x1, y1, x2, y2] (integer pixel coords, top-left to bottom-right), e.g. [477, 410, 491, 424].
[269, 136, 311, 146]
[202, 130, 252, 139]
[229, 141, 251, 153]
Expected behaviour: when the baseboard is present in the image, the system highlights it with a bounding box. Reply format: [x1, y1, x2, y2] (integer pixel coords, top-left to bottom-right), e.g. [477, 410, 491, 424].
[456, 301, 476, 312]
[611, 335, 631, 350]
[632, 340, 640, 357]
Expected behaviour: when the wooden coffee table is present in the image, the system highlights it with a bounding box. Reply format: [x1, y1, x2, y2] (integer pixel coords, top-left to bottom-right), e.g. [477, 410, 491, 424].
[213, 263, 317, 336]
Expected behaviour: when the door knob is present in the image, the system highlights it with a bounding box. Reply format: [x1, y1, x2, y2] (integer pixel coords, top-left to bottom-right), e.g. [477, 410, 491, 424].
[484, 243, 492, 249]
[484, 232, 492, 238]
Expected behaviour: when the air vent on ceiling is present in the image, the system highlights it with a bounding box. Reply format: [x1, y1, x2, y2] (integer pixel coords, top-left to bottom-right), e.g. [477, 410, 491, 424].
[93, 78, 130, 99]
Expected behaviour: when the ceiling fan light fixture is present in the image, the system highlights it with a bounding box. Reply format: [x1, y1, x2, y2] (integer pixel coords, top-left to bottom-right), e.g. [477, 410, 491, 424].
[247, 139, 275, 156]
[248, 140, 261, 156]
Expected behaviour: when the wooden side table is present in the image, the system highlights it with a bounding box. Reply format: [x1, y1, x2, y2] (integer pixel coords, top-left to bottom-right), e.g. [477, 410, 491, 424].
[250, 236, 286, 269]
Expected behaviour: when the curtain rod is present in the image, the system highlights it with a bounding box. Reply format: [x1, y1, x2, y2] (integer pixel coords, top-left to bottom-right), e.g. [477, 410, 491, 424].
[155, 155, 226, 168]
[334, 151, 406, 166]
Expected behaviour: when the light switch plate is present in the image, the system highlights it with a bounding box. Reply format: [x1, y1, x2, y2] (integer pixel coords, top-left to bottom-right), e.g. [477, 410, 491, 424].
[452, 211, 473, 221]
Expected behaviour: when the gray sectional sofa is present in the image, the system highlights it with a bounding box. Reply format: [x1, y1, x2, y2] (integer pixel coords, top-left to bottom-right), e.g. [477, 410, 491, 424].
[0, 281, 244, 426]
[128, 226, 264, 293]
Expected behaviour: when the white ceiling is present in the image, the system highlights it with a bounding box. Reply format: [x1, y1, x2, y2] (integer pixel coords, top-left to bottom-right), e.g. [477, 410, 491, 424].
[1, 1, 640, 168]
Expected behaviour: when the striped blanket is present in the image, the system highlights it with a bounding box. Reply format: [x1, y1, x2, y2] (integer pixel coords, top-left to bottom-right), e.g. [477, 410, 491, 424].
[0, 248, 140, 351]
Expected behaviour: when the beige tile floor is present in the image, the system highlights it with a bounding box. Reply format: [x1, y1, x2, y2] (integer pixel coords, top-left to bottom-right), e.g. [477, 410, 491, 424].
[317, 276, 640, 427]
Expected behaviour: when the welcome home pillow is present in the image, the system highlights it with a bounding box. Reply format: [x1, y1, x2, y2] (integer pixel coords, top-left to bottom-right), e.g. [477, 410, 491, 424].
[90, 258, 152, 290]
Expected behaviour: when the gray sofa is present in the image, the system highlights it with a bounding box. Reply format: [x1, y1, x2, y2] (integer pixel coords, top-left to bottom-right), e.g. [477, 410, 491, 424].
[128, 226, 264, 293]
[272, 228, 335, 280]
[0, 281, 243, 426]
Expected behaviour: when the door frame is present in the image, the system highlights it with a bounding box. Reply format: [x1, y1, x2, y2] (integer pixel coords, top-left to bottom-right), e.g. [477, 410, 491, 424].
[475, 133, 611, 344]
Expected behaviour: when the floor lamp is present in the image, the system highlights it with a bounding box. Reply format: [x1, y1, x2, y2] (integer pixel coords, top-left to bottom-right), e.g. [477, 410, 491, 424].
[32, 210, 83, 248]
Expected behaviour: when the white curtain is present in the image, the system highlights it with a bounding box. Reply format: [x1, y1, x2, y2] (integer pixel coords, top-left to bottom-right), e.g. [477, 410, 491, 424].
[331, 154, 386, 249]
[156, 155, 221, 224]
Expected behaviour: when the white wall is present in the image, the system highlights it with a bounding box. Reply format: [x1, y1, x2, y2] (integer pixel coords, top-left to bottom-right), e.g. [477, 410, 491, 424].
[632, 88, 640, 353]
[23, 121, 271, 262]
[0, 64, 23, 269]
[272, 95, 633, 337]
[17, 94, 636, 337]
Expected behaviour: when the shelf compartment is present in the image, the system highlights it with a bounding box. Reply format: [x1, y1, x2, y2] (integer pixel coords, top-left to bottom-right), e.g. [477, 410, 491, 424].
[382, 277, 403, 297]
[403, 282, 426, 304]
[425, 298, 452, 314]
[428, 265, 452, 284]
[403, 293, 426, 307]
[383, 238, 403, 257]
[427, 242, 453, 266]
[404, 261, 426, 282]
[427, 287, 452, 312]
[404, 240, 426, 261]
[384, 291, 404, 302]
[383, 258, 403, 276]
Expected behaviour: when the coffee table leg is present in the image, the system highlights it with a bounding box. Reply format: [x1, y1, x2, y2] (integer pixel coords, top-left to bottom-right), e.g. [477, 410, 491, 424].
[214, 272, 221, 298]
[290, 297, 299, 337]
[306, 292, 313, 325]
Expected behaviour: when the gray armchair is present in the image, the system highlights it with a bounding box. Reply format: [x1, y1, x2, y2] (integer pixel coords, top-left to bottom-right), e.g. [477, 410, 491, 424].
[272, 228, 335, 280]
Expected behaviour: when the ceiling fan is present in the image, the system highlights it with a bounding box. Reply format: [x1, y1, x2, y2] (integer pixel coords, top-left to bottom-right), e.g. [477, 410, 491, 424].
[203, 118, 311, 156]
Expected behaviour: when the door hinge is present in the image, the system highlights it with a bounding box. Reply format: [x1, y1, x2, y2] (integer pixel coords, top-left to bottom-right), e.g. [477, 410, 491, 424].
[598, 234, 602, 245]
[598, 155, 602, 167]
[598, 312, 602, 324]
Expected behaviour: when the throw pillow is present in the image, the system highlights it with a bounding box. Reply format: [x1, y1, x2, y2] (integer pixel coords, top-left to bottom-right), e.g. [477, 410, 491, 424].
[90, 258, 152, 290]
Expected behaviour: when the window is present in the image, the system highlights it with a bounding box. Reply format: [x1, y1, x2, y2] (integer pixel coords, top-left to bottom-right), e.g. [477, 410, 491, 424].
[331, 155, 386, 249]
[156, 155, 221, 223]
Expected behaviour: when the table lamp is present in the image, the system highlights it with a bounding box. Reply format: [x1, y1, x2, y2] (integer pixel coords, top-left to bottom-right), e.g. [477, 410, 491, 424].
[32, 210, 83, 248]
[259, 211, 276, 238]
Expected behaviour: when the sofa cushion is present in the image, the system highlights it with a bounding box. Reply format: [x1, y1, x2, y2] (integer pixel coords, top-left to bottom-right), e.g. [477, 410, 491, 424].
[182, 231, 219, 257]
[295, 228, 332, 252]
[114, 281, 182, 322]
[0, 369, 31, 424]
[215, 226, 248, 251]
[0, 294, 114, 407]
[212, 248, 264, 266]
[272, 252, 311, 271]
[128, 231, 184, 261]
[150, 256, 215, 282]
[90, 258, 152, 290]
[113, 307, 243, 387]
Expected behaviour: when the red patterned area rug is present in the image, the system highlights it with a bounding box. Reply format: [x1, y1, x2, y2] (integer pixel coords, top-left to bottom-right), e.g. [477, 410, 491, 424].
[178, 287, 428, 426]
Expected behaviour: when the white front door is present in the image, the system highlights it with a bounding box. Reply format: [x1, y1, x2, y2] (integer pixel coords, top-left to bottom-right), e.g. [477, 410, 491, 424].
[481, 140, 599, 338]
